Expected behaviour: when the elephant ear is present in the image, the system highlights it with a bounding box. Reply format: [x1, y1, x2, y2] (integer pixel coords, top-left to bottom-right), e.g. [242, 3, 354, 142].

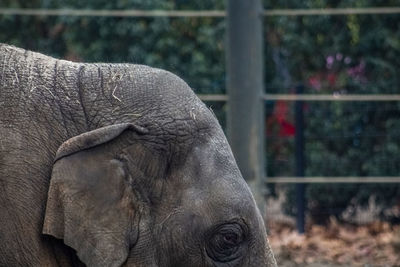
[43, 123, 150, 267]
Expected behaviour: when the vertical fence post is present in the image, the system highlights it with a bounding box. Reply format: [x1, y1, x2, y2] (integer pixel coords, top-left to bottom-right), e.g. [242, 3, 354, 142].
[226, 0, 265, 216]
[295, 85, 306, 233]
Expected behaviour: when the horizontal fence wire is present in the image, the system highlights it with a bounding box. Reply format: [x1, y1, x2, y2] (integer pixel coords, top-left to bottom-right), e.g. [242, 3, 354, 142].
[262, 94, 400, 101]
[198, 94, 228, 101]
[0, 8, 225, 17]
[264, 7, 400, 16]
[266, 177, 400, 183]
[198, 94, 400, 102]
[0, 7, 399, 17]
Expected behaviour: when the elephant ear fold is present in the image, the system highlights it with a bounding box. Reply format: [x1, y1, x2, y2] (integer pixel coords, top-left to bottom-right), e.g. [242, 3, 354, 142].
[43, 123, 148, 267]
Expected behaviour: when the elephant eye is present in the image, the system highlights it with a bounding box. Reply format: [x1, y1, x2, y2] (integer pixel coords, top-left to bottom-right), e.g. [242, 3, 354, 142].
[205, 223, 246, 263]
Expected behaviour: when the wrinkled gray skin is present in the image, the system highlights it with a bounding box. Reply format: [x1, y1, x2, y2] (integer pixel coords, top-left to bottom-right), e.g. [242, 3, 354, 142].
[0, 44, 277, 267]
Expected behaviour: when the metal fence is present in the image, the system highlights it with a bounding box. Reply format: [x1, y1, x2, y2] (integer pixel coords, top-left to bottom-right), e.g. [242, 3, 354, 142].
[1, 7, 400, 17]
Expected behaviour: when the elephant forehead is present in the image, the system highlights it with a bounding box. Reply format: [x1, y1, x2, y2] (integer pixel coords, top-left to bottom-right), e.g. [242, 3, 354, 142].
[175, 136, 257, 217]
[80, 63, 216, 144]
[82, 63, 202, 115]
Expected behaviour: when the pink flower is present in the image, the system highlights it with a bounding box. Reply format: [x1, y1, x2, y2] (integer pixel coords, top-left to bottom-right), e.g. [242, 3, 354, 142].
[344, 57, 352, 64]
[347, 60, 367, 83]
[326, 55, 334, 69]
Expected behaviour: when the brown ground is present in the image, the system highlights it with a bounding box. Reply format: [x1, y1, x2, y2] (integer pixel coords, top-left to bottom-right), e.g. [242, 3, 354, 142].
[268, 219, 400, 267]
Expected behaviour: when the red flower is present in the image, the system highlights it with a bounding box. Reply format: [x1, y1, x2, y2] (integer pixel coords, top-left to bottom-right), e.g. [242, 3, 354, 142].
[267, 100, 296, 137]
[275, 100, 289, 123]
[327, 73, 337, 87]
[308, 75, 322, 91]
[279, 120, 296, 137]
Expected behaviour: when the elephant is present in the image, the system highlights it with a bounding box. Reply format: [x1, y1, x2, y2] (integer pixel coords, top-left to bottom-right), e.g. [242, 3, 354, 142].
[0, 43, 277, 267]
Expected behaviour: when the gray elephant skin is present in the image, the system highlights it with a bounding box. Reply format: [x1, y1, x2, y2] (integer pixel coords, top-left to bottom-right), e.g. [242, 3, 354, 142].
[0, 44, 277, 267]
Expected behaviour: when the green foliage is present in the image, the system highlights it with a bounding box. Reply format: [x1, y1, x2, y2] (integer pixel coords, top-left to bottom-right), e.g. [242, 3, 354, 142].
[264, 0, 400, 222]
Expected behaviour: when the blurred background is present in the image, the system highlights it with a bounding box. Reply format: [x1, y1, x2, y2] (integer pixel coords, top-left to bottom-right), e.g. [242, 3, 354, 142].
[1, 0, 400, 266]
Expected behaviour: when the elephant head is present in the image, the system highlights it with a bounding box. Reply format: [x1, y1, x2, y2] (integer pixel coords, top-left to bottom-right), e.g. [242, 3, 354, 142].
[42, 68, 276, 267]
